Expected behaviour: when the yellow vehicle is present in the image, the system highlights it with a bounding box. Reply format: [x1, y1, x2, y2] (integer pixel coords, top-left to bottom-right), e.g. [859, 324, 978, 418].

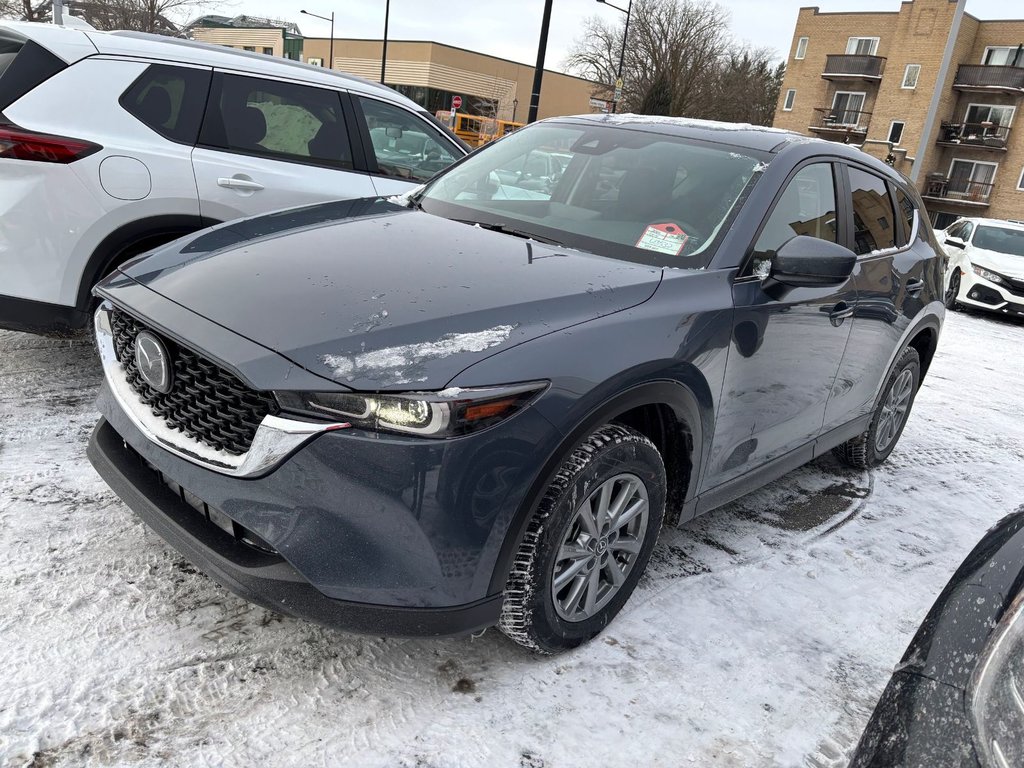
[435, 111, 524, 147]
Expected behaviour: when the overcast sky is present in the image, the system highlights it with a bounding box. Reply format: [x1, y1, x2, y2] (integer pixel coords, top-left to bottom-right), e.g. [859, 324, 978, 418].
[231, 0, 1015, 72]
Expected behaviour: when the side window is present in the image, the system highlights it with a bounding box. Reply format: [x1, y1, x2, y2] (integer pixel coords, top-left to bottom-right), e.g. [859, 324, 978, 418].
[200, 74, 353, 169]
[120, 64, 211, 145]
[893, 187, 916, 245]
[961, 221, 974, 242]
[356, 96, 459, 183]
[848, 167, 896, 255]
[751, 163, 837, 275]
[946, 221, 964, 239]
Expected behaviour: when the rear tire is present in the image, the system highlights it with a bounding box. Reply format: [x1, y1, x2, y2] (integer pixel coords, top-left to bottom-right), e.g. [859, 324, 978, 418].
[498, 424, 666, 654]
[833, 347, 920, 469]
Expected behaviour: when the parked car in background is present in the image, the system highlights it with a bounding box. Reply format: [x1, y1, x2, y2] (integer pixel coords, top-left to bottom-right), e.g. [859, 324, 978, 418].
[850, 507, 1024, 768]
[0, 21, 466, 336]
[86, 115, 944, 653]
[939, 217, 1024, 318]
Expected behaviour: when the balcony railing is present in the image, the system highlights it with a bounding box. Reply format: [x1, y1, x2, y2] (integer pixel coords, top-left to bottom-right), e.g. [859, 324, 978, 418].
[937, 121, 1011, 149]
[923, 174, 995, 205]
[953, 65, 1024, 94]
[810, 107, 872, 133]
[822, 54, 886, 80]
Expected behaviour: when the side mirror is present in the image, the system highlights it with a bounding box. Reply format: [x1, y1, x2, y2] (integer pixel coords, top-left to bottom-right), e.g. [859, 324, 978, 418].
[769, 236, 857, 288]
[944, 237, 966, 249]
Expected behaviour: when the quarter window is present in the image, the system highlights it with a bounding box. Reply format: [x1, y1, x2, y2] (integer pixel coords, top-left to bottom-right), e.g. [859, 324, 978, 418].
[893, 188, 916, 246]
[120, 64, 211, 145]
[751, 163, 837, 275]
[795, 37, 809, 60]
[848, 168, 896, 255]
[783, 89, 796, 111]
[901, 64, 920, 89]
[356, 96, 459, 183]
[200, 74, 353, 169]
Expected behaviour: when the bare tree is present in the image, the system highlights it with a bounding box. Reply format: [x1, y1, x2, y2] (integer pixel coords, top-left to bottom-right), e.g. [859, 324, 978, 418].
[0, 0, 50, 22]
[1, 0, 217, 34]
[566, 0, 783, 125]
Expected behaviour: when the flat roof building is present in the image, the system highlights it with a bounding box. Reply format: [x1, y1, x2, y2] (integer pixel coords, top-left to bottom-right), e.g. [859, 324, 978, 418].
[773, 0, 1024, 227]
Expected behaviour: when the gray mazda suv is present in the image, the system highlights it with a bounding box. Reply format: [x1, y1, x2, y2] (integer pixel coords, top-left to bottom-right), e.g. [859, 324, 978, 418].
[87, 115, 944, 653]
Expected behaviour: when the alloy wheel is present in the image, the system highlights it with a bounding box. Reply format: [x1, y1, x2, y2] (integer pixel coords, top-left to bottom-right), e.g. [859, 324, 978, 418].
[875, 369, 914, 453]
[551, 473, 650, 622]
[945, 271, 960, 309]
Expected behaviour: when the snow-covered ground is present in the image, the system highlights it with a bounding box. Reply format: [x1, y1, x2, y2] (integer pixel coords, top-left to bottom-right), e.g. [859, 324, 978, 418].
[1, 311, 1022, 768]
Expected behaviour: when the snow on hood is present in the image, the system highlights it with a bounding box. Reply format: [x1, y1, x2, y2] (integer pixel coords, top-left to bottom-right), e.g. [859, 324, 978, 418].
[592, 113, 798, 135]
[969, 248, 1024, 280]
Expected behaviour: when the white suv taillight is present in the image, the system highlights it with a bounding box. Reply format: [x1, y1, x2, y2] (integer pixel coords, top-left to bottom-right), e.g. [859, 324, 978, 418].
[0, 122, 100, 163]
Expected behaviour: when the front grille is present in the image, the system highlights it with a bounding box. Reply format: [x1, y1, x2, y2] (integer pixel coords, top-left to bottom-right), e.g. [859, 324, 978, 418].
[110, 308, 279, 456]
[1005, 275, 1024, 298]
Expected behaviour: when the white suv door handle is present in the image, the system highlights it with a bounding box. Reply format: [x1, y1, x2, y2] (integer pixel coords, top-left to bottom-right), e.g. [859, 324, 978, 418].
[217, 176, 264, 191]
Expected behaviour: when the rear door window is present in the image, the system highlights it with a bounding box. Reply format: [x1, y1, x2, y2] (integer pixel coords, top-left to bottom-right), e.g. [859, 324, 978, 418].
[848, 167, 897, 255]
[355, 96, 459, 182]
[200, 73, 353, 169]
[120, 64, 211, 145]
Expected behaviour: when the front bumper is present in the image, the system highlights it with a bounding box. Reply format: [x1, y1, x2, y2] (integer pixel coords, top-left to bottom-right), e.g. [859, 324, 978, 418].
[87, 417, 503, 636]
[956, 271, 1024, 318]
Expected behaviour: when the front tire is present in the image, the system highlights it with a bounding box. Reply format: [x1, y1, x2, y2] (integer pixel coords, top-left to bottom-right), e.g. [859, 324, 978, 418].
[498, 424, 666, 654]
[944, 270, 961, 311]
[834, 347, 920, 469]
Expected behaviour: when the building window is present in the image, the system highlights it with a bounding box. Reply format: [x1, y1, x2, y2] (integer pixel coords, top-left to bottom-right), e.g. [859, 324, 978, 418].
[965, 104, 1015, 128]
[783, 89, 796, 111]
[983, 46, 1024, 66]
[888, 120, 905, 145]
[947, 159, 998, 201]
[262, 47, 273, 55]
[1018, 167, 1024, 191]
[846, 37, 879, 56]
[795, 37, 809, 60]
[307, 57, 323, 67]
[388, 83, 498, 118]
[242, 46, 255, 52]
[902, 64, 920, 89]
[831, 91, 866, 126]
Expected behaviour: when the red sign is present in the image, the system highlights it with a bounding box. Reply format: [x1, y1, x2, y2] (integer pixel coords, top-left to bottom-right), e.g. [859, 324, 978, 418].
[452, 95, 463, 109]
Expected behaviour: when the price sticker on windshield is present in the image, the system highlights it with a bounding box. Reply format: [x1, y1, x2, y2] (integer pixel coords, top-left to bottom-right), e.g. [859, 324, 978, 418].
[636, 222, 689, 256]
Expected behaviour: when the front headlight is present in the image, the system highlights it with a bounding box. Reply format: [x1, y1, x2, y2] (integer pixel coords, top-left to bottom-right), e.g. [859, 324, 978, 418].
[274, 381, 548, 438]
[969, 591, 1024, 768]
[972, 264, 1006, 285]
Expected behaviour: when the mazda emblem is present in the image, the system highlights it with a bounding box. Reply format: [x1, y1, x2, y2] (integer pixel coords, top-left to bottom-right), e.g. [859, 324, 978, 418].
[134, 331, 172, 394]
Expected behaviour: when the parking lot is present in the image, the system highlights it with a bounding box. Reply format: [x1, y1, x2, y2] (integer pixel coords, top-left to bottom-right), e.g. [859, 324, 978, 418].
[1, 310, 1022, 768]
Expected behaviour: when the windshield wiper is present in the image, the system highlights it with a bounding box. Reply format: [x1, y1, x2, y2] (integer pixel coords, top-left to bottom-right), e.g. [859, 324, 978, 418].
[457, 219, 565, 247]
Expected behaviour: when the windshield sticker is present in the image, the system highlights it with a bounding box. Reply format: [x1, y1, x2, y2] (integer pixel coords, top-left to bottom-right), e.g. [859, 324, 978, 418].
[636, 223, 689, 256]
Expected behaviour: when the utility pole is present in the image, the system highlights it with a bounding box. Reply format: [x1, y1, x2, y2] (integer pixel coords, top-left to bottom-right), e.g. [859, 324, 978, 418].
[527, 0, 554, 123]
[381, 0, 391, 84]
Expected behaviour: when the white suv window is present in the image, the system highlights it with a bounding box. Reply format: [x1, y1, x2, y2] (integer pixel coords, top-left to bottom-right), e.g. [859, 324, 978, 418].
[356, 96, 459, 183]
[200, 74, 354, 169]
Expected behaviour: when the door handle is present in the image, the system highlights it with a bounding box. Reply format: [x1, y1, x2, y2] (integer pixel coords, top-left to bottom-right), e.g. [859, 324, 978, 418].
[828, 301, 855, 327]
[217, 176, 264, 191]
[906, 278, 924, 296]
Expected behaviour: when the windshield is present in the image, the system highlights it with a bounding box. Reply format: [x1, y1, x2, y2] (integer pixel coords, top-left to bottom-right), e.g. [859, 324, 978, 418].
[973, 225, 1024, 258]
[417, 122, 765, 267]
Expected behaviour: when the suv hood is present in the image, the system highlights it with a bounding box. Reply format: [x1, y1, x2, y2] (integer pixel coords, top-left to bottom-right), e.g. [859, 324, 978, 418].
[118, 199, 663, 390]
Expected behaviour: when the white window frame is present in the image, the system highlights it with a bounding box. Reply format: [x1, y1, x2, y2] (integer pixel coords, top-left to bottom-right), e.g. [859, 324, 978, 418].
[795, 37, 809, 60]
[901, 64, 921, 89]
[846, 37, 880, 56]
[830, 91, 867, 126]
[888, 120, 905, 145]
[982, 46, 1018, 66]
[783, 88, 796, 111]
[947, 159, 999, 200]
[1017, 167, 1024, 191]
[964, 103, 1016, 127]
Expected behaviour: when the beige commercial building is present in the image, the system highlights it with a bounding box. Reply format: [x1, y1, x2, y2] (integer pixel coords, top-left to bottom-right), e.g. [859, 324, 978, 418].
[773, 0, 1024, 227]
[302, 38, 601, 123]
[191, 22, 603, 124]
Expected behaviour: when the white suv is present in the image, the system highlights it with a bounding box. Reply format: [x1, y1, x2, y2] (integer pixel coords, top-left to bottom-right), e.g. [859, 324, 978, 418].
[938, 217, 1024, 319]
[0, 21, 466, 335]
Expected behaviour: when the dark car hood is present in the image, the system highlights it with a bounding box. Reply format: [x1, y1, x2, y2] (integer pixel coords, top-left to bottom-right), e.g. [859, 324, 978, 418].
[118, 199, 663, 390]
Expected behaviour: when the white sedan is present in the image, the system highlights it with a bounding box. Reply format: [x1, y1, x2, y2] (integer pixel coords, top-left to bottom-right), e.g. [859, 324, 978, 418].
[938, 217, 1024, 318]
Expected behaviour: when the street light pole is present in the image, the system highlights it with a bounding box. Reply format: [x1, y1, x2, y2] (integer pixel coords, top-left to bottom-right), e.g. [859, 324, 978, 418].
[527, 0, 554, 124]
[597, 0, 632, 113]
[300, 9, 334, 69]
[381, 0, 390, 84]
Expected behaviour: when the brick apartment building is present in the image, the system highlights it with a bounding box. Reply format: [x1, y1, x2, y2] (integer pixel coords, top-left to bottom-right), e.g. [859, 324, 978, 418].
[773, 0, 1024, 227]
